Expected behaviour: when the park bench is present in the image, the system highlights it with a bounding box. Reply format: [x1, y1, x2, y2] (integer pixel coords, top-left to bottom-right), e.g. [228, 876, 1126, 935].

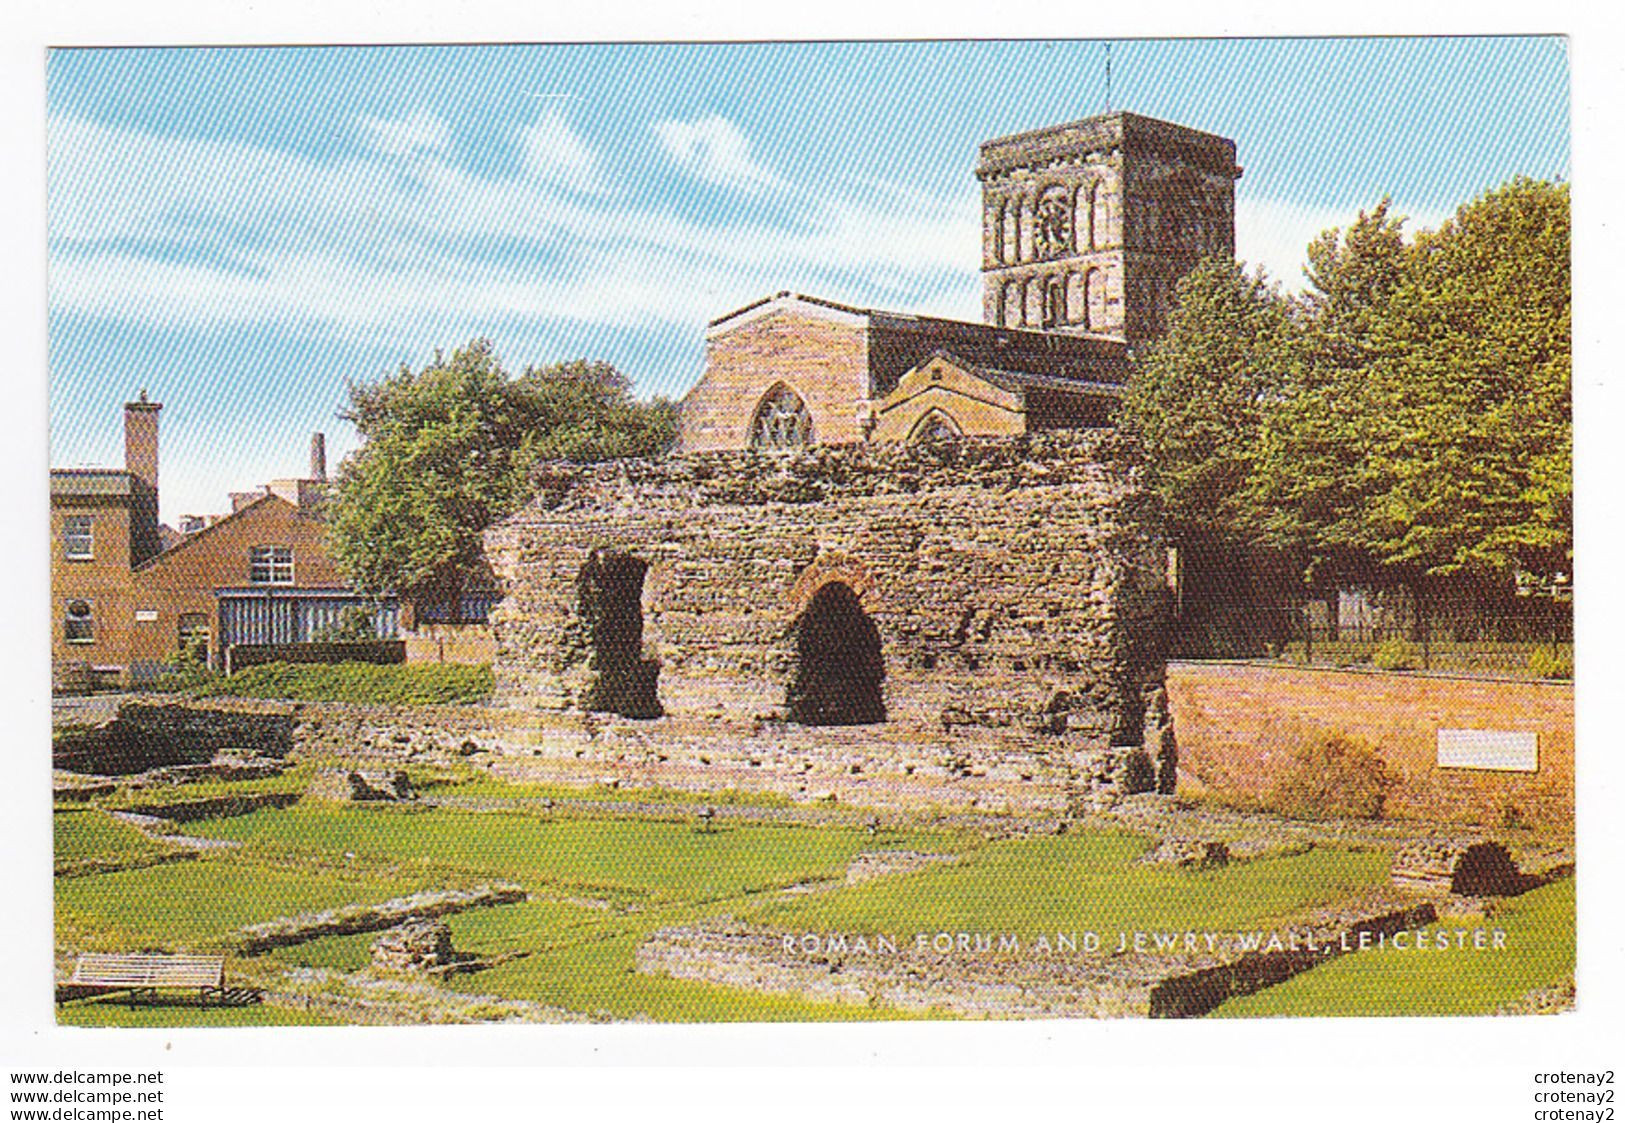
[69, 953, 226, 1005]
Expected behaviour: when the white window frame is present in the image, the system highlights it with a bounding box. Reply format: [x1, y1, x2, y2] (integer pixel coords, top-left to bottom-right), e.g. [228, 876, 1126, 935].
[64, 599, 95, 644]
[249, 545, 295, 585]
[62, 515, 94, 561]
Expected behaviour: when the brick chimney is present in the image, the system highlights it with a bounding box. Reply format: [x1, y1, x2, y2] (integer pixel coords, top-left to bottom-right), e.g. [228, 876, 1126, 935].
[123, 390, 163, 565]
[124, 390, 161, 491]
[310, 431, 327, 482]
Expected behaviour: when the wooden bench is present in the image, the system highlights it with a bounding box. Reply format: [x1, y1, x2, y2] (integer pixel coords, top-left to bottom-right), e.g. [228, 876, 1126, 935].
[69, 954, 226, 1005]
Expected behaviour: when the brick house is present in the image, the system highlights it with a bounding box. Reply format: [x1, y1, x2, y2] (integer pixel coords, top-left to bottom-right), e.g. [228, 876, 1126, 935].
[51, 397, 396, 688]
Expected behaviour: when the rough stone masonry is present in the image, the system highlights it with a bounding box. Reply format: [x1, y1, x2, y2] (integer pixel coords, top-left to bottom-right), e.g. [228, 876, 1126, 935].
[485, 430, 1176, 807]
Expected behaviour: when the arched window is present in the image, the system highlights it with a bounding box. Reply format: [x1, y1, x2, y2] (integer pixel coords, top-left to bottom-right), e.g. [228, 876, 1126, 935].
[750, 385, 813, 450]
[1002, 202, 1019, 265]
[1086, 268, 1108, 331]
[1066, 271, 1086, 325]
[1043, 274, 1067, 328]
[1003, 281, 1024, 328]
[907, 409, 963, 445]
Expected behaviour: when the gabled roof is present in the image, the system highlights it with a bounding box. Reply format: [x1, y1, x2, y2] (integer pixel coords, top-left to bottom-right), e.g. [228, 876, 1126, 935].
[134, 492, 310, 574]
[703, 290, 1134, 396]
[914, 349, 1125, 400]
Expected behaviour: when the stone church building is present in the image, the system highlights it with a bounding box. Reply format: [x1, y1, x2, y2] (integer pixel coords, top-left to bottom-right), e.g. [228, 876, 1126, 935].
[487, 110, 1238, 811]
[677, 111, 1238, 453]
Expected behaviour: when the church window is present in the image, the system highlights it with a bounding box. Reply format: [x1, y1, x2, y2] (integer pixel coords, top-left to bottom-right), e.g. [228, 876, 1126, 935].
[1034, 187, 1071, 259]
[1066, 272, 1086, 324]
[1003, 281, 1023, 328]
[908, 410, 962, 445]
[1043, 275, 1067, 328]
[1092, 179, 1110, 249]
[1002, 202, 1019, 265]
[1086, 269, 1108, 330]
[750, 385, 813, 450]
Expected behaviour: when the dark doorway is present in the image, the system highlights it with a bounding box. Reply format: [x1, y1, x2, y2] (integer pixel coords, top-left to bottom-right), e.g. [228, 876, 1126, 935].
[786, 582, 885, 725]
[577, 550, 662, 719]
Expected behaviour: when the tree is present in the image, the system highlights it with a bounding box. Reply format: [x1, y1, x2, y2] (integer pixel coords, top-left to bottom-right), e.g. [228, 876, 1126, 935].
[1119, 259, 1298, 653]
[1250, 201, 1413, 587]
[328, 341, 677, 618]
[1355, 178, 1570, 585]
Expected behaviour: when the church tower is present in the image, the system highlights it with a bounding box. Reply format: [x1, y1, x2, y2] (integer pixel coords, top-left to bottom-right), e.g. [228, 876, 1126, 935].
[977, 111, 1241, 346]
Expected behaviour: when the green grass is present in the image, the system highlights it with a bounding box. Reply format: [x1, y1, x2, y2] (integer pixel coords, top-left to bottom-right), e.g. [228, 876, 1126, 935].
[97, 767, 313, 812]
[194, 661, 492, 705]
[746, 830, 1388, 937]
[58, 998, 346, 1028]
[1212, 877, 1576, 1018]
[55, 857, 447, 950]
[179, 803, 965, 903]
[54, 807, 182, 874]
[57, 797, 1569, 1024]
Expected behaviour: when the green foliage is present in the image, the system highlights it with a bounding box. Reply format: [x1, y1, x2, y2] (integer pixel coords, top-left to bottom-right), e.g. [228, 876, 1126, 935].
[328, 342, 677, 609]
[1526, 643, 1574, 680]
[1371, 636, 1421, 671]
[195, 661, 492, 705]
[1266, 733, 1391, 820]
[1131, 179, 1570, 614]
[150, 634, 218, 692]
[1120, 258, 1298, 543]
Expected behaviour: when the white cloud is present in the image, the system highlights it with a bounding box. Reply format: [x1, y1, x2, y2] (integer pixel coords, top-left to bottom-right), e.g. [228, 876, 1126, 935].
[652, 115, 782, 194]
[518, 108, 601, 193]
[358, 110, 450, 158]
[46, 111, 980, 352]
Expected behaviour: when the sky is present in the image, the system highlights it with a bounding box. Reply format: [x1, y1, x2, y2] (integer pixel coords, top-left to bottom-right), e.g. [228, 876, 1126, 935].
[45, 36, 1569, 525]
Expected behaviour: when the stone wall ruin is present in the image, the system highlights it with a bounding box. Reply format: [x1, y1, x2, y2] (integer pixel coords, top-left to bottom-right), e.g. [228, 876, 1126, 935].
[485, 431, 1176, 807]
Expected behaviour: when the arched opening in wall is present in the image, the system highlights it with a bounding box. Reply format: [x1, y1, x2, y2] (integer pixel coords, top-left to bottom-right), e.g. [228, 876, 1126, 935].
[1043, 275, 1067, 328]
[750, 384, 813, 450]
[1002, 201, 1019, 265]
[907, 409, 962, 445]
[1092, 178, 1111, 250]
[786, 582, 885, 726]
[577, 549, 663, 719]
[1074, 183, 1093, 253]
[1003, 280, 1023, 328]
[1086, 268, 1108, 331]
[1066, 271, 1086, 325]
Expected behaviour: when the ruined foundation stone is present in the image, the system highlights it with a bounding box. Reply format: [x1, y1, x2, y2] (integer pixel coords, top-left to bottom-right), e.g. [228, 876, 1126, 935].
[1391, 840, 1526, 896]
[485, 432, 1175, 805]
[307, 768, 414, 803]
[371, 920, 457, 972]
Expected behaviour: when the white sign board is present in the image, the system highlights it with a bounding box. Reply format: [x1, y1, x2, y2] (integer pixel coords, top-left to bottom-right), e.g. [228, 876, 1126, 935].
[1437, 728, 1538, 772]
[133, 609, 159, 623]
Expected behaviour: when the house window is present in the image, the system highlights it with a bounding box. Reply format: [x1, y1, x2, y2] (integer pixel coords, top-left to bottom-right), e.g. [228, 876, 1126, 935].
[249, 545, 294, 585]
[64, 599, 94, 644]
[62, 516, 94, 561]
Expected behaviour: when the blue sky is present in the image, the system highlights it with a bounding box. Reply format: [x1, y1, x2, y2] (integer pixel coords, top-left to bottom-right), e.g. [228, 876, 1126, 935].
[46, 37, 1569, 525]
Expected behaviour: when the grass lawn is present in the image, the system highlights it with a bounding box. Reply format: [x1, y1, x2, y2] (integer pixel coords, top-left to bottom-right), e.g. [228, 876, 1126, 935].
[58, 997, 346, 1028]
[193, 661, 491, 705]
[745, 830, 1389, 937]
[179, 803, 966, 903]
[1212, 877, 1576, 1018]
[55, 857, 448, 951]
[54, 807, 181, 874]
[56, 794, 1571, 1024]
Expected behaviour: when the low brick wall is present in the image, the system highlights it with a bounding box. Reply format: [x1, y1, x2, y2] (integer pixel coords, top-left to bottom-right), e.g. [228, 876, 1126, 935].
[1166, 663, 1574, 832]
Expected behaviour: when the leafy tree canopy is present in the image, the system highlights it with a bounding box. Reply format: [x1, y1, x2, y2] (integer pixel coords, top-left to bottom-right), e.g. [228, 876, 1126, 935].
[328, 340, 677, 609]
